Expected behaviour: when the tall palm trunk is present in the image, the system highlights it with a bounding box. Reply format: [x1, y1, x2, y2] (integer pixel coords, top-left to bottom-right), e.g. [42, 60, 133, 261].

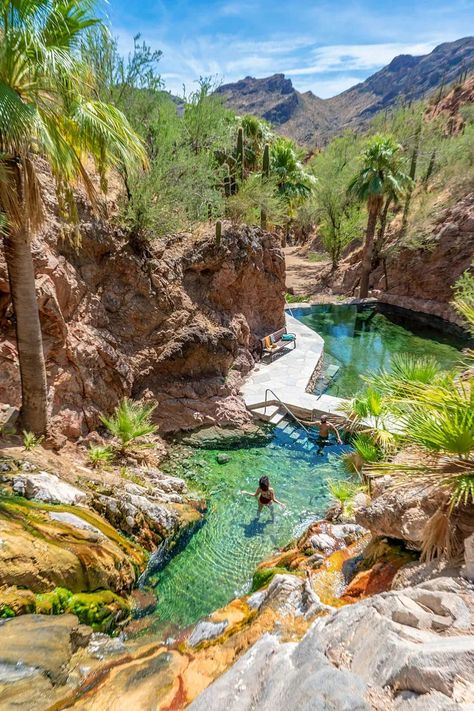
[359, 197, 382, 299]
[4, 226, 48, 434]
[373, 196, 392, 261]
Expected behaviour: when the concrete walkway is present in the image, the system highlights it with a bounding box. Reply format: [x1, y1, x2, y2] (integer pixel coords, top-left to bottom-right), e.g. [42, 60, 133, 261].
[240, 314, 347, 421]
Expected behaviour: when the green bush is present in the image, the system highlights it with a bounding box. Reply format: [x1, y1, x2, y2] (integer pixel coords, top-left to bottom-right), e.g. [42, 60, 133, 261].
[100, 398, 157, 452]
[87, 445, 114, 469]
[352, 433, 383, 463]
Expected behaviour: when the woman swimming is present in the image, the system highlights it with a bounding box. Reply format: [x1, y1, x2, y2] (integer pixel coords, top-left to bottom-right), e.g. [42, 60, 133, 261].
[241, 475, 285, 516]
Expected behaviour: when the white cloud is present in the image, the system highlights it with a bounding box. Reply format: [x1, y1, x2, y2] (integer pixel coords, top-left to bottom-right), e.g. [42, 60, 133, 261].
[112, 27, 455, 98]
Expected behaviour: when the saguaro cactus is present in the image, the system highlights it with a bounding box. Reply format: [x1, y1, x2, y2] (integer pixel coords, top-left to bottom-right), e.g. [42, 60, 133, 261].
[262, 143, 270, 178]
[236, 127, 244, 182]
[223, 163, 232, 197]
[261, 143, 270, 229]
[215, 220, 222, 246]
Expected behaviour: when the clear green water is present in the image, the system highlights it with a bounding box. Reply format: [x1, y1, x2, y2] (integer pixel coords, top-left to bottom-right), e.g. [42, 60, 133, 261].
[293, 303, 464, 398]
[150, 303, 464, 630]
[154, 426, 351, 628]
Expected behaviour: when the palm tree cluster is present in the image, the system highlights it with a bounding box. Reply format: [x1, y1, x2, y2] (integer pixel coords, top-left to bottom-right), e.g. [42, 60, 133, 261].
[0, 0, 146, 434]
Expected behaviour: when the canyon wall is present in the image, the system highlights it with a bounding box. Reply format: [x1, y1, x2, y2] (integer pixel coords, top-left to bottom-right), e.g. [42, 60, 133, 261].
[337, 192, 474, 326]
[0, 169, 285, 439]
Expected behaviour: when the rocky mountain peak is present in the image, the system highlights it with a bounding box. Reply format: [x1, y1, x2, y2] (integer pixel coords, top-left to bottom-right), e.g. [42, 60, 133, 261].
[217, 37, 474, 147]
[386, 54, 420, 72]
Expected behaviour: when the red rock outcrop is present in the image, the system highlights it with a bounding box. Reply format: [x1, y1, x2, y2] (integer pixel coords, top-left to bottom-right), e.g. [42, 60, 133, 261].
[334, 192, 474, 326]
[425, 76, 474, 135]
[0, 170, 285, 438]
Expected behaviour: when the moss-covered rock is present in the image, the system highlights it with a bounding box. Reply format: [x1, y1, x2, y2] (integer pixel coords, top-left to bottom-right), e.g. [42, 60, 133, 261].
[0, 495, 148, 595]
[0, 587, 36, 617]
[65, 590, 130, 631]
[35, 587, 72, 615]
[250, 567, 290, 592]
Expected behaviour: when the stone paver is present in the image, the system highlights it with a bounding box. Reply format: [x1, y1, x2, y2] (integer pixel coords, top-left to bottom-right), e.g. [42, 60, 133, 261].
[241, 315, 347, 419]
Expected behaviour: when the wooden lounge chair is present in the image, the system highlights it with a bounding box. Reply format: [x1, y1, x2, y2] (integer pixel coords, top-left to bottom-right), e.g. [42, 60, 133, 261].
[259, 327, 296, 362]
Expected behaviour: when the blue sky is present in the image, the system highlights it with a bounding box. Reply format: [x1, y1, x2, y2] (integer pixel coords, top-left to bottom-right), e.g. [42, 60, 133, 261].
[107, 0, 474, 98]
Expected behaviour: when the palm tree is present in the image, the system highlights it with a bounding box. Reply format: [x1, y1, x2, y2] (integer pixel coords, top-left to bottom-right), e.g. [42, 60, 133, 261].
[349, 135, 411, 299]
[0, 0, 147, 435]
[270, 137, 315, 245]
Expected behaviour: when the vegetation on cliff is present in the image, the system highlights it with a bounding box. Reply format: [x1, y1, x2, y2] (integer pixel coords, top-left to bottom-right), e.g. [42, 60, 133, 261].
[341, 271, 474, 559]
[0, 0, 147, 434]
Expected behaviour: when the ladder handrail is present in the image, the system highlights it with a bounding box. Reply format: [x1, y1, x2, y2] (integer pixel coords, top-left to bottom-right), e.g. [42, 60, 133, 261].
[263, 388, 312, 435]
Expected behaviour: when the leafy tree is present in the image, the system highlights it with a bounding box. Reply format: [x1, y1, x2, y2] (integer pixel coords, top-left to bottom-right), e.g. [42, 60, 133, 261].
[182, 78, 235, 156]
[309, 134, 363, 268]
[359, 287, 474, 560]
[225, 174, 285, 227]
[82, 27, 163, 113]
[0, 0, 147, 434]
[349, 135, 412, 298]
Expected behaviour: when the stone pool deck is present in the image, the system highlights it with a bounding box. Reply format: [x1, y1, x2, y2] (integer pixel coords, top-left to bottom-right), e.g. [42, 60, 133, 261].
[241, 314, 347, 422]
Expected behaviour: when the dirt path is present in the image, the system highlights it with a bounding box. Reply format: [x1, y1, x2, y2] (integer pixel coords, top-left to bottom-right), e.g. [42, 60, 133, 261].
[284, 247, 331, 296]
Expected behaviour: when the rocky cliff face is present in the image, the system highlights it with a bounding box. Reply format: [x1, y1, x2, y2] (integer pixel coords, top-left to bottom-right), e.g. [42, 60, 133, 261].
[0, 172, 285, 439]
[217, 37, 474, 146]
[341, 192, 474, 326]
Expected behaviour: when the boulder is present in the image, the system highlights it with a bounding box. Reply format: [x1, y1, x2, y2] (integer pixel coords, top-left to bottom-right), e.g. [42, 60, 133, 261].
[0, 501, 143, 594]
[355, 481, 445, 548]
[0, 614, 91, 684]
[248, 573, 334, 619]
[188, 633, 370, 711]
[216, 454, 230, 465]
[190, 576, 474, 710]
[310, 532, 336, 553]
[462, 532, 474, 582]
[187, 620, 228, 647]
[312, 576, 474, 699]
[12, 471, 87, 506]
[48, 512, 105, 541]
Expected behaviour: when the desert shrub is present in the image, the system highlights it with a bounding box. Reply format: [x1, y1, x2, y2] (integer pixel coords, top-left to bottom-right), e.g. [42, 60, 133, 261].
[88, 445, 114, 469]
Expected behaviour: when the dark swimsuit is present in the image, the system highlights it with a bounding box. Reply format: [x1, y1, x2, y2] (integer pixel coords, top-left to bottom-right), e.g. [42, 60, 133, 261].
[259, 490, 272, 506]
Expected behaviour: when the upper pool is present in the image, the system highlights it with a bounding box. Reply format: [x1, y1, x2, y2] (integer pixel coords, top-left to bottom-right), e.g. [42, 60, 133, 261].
[291, 303, 466, 398]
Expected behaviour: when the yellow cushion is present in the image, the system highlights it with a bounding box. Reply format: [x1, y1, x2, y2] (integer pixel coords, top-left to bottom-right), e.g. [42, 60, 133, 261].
[264, 336, 272, 349]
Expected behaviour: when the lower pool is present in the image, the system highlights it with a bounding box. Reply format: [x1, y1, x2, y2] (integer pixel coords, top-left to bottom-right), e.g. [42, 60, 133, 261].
[154, 423, 350, 628]
[148, 302, 465, 632]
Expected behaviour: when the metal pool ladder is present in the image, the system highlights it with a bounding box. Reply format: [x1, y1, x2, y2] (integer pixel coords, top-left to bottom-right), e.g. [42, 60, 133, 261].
[247, 388, 311, 434]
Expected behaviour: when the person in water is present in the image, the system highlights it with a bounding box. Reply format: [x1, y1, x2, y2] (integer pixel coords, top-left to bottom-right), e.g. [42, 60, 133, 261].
[241, 475, 286, 517]
[300, 412, 342, 454]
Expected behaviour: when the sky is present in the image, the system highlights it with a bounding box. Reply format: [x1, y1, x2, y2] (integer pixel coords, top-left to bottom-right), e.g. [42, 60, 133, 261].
[107, 0, 474, 98]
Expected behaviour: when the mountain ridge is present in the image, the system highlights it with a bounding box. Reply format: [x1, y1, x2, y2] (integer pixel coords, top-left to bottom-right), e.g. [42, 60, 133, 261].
[216, 37, 474, 146]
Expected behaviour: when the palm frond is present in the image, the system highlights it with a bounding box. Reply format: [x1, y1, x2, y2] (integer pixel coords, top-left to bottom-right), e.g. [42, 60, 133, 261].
[100, 398, 157, 451]
[352, 433, 383, 463]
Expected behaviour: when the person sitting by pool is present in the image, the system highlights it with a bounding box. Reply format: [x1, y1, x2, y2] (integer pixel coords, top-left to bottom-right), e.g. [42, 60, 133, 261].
[241, 475, 286, 517]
